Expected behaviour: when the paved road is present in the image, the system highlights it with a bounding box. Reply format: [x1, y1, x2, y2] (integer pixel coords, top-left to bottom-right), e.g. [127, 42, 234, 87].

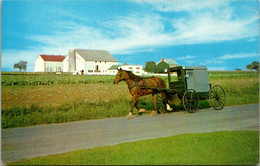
[2, 104, 259, 164]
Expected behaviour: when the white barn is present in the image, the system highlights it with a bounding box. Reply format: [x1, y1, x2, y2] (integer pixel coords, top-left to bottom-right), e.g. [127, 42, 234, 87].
[34, 55, 65, 72]
[63, 49, 119, 75]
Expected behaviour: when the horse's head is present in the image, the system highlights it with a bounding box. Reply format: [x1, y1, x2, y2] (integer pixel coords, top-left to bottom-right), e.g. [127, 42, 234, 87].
[113, 68, 127, 84]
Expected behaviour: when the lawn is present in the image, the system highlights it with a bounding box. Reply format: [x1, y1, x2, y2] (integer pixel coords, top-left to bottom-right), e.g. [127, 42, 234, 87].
[10, 131, 259, 165]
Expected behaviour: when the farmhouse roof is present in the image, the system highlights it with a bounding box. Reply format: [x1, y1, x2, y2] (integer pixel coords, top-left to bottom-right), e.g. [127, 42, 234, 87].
[108, 65, 121, 70]
[75, 49, 118, 62]
[164, 58, 179, 65]
[40, 55, 66, 62]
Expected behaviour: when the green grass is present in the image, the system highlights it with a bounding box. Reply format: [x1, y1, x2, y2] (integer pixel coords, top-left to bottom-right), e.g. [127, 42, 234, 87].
[225, 82, 259, 106]
[208, 71, 259, 79]
[1, 97, 130, 129]
[10, 131, 259, 165]
[1, 96, 211, 129]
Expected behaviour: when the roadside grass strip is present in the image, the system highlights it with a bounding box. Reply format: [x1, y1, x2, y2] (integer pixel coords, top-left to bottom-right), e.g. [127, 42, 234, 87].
[10, 131, 259, 165]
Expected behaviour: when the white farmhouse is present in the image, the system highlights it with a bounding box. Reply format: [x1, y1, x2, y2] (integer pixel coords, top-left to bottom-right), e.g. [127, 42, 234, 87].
[63, 49, 118, 75]
[108, 64, 143, 75]
[157, 58, 179, 68]
[34, 55, 66, 72]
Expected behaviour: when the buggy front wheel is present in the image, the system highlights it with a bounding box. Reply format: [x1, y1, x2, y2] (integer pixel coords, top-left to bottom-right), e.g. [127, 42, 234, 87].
[183, 89, 200, 113]
[209, 85, 226, 110]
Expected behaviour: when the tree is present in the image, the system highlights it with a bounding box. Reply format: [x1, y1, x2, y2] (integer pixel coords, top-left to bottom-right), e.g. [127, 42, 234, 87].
[251, 61, 259, 71]
[13, 61, 28, 71]
[246, 61, 259, 71]
[144, 61, 157, 73]
[156, 61, 169, 73]
[246, 64, 252, 70]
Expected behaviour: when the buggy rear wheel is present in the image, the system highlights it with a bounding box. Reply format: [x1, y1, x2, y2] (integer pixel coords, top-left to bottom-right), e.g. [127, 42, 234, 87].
[183, 89, 200, 113]
[209, 85, 226, 110]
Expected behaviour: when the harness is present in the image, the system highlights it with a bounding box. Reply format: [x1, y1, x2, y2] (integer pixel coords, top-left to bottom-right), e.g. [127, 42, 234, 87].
[127, 78, 148, 94]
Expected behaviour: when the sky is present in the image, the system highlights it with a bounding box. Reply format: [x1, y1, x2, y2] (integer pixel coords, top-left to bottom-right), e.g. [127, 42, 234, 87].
[2, 0, 259, 71]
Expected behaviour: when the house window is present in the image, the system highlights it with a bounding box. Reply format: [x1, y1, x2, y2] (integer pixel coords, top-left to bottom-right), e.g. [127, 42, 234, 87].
[129, 67, 133, 69]
[96, 65, 99, 70]
[136, 67, 140, 69]
[95, 61, 97, 63]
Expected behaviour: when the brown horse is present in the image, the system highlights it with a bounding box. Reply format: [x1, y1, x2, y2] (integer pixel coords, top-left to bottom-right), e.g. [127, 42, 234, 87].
[113, 68, 172, 119]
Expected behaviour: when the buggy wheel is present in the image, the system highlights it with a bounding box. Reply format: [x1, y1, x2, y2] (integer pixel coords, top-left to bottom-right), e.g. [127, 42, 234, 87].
[157, 93, 166, 113]
[209, 85, 226, 110]
[183, 89, 200, 113]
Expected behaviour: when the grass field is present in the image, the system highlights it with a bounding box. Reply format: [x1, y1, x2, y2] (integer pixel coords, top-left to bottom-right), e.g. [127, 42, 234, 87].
[10, 131, 259, 165]
[1, 71, 259, 128]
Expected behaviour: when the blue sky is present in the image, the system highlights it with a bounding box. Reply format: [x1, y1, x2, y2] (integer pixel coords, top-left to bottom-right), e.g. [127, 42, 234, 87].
[2, 0, 259, 71]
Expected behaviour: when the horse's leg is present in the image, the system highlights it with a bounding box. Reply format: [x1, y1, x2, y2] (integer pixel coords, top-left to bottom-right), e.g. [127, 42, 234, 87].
[127, 95, 139, 119]
[151, 94, 157, 116]
[161, 92, 173, 111]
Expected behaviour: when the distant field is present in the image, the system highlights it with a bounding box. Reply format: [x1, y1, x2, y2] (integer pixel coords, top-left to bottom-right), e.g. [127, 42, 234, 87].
[1, 71, 258, 86]
[1, 71, 259, 128]
[10, 131, 259, 165]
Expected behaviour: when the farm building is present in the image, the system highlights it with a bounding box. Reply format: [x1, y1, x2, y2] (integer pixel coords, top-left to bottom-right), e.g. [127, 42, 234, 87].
[157, 58, 179, 68]
[35, 49, 119, 75]
[63, 49, 119, 75]
[108, 64, 143, 75]
[34, 55, 66, 72]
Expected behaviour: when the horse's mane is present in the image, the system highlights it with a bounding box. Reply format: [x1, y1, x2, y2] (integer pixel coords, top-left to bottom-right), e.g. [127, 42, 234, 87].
[124, 70, 154, 81]
[125, 70, 143, 81]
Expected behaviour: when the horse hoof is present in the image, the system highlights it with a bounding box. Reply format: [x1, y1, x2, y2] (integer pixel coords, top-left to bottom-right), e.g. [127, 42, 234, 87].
[139, 109, 146, 113]
[167, 104, 173, 111]
[167, 108, 173, 111]
[151, 111, 156, 116]
[127, 112, 132, 119]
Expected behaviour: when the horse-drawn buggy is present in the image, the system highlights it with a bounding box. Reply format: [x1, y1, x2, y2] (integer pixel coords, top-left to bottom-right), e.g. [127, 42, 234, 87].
[156, 66, 226, 113]
[113, 66, 226, 119]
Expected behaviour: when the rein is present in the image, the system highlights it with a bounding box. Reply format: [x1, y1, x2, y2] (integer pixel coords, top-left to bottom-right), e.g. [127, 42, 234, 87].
[127, 78, 147, 94]
[118, 71, 148, 92]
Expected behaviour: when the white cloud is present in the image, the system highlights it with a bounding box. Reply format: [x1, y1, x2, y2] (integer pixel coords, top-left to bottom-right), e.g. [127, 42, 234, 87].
[176, 55, 196, 60]
[23, 0, 259, 56]
[24, 0, 258, 56]
[130, 0, 259, 45]
[218, 53, 259, 60]
[26, 13, 170, 55]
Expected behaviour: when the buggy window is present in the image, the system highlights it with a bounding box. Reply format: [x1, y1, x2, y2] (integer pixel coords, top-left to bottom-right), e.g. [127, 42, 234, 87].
[177, 70, 182, 80]
[186, 71, 193, 77]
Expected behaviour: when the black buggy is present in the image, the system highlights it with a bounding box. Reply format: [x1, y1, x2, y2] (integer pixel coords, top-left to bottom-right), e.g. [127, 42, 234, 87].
[154, 66, 226, 113]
